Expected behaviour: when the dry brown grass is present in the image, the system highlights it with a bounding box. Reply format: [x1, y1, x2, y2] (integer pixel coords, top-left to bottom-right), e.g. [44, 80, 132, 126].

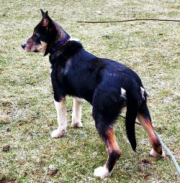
[0, 0, 180, 182]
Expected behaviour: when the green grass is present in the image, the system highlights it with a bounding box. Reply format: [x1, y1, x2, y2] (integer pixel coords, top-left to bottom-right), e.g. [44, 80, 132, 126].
[0, 0, 180, 182]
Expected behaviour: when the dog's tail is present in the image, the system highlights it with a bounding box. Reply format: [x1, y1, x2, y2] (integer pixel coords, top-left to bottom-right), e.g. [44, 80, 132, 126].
[125, 86, 147, 152]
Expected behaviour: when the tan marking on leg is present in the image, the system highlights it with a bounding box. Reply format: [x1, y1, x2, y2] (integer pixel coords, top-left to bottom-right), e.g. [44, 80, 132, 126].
[71, 98, 83, 127]
[105, 128, 121, 172]
[137, 114, 162, 154]
[94, 128, 121, 179]
[106, 128, 121, 153]
[51, 98, 67, 138]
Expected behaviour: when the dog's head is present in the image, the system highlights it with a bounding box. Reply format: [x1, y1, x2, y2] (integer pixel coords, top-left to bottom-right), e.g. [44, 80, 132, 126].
[22, 10, 61, 56]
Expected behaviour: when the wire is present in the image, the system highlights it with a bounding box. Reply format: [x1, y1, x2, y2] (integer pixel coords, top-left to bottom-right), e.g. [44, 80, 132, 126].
[77, 18, 180, 24]
[155, 132, 180, 175]
[119, 114, 180, 175]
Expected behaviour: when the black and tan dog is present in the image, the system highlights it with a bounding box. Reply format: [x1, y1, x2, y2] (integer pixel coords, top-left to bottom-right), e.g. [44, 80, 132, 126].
[22, 10, 165, 179]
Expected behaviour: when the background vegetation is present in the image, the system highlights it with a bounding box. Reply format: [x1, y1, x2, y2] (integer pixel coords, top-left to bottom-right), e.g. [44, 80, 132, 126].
[0, 0, 179, 182]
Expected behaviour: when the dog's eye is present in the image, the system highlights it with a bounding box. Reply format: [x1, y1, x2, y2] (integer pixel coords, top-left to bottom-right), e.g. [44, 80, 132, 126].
[33, 34, 38, 38]
[33, 33, 40, 40]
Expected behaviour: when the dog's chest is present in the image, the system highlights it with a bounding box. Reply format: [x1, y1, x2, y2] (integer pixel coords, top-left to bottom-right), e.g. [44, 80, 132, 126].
[62, 58, 72, 75]
[52, 58, 72, 77]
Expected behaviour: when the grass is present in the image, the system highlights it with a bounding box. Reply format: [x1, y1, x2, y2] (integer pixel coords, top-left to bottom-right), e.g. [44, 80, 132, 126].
[0, 0, 180, 182]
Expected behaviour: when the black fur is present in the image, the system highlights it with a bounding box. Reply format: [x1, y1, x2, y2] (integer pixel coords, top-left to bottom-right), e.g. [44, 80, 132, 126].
[50, 40, 146, 151]
[22, 11, 163, 176]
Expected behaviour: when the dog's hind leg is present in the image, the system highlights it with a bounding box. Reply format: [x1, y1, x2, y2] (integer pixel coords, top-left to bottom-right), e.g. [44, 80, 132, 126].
[51, 98, 67, 138]
[94, 125, 121, 179]
[137, 103, 165, 158]
[71, 98, 83, 128]
[93, 112, 121, 179]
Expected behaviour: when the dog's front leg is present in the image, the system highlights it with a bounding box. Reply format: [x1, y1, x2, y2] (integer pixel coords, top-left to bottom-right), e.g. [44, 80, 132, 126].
[51, 98, 67, 138]
[71, 98, 83, 127]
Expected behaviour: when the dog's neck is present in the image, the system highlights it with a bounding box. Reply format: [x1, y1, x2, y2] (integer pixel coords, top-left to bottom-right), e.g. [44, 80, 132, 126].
[50, 21, 71, 54]
[53, 21, 70, 43]
[49, 40, 83, 67]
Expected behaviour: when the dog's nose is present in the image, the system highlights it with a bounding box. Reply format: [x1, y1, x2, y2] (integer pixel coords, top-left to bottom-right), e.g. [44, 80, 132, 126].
[21, 43, 26, 49]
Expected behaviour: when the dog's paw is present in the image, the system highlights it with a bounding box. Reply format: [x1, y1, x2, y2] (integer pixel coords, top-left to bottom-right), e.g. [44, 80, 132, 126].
[150, 149, 166, 158]
[94, 165, 110, 179]
[51, 129, 66, 138]
[71, 121, 83, 128]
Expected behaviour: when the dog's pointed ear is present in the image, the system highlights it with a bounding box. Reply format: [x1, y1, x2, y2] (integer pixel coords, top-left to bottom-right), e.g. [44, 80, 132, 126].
[40, 9, 49, 17]
[40, 9, 45, 17]
[40, 9, 50, 27]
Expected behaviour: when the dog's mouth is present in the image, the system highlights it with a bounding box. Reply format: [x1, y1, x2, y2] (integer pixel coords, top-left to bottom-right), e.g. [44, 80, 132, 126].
[21, 43, 37, 52]
[21, 43, 32, 52]
[21, 41, 47, 53]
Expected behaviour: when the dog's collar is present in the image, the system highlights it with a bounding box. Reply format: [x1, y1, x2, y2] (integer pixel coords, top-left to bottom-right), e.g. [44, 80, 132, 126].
[50, 35, 70, 54]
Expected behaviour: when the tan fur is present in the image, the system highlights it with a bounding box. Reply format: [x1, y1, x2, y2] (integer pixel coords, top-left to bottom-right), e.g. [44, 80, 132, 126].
[71, 98, 83, 127]
[42, 18, 49, 27]
[137, 114, 162, 154]
[40, 41, 47, 53]
[106, 128, 121, 153]
[51, 99, 67, 138]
